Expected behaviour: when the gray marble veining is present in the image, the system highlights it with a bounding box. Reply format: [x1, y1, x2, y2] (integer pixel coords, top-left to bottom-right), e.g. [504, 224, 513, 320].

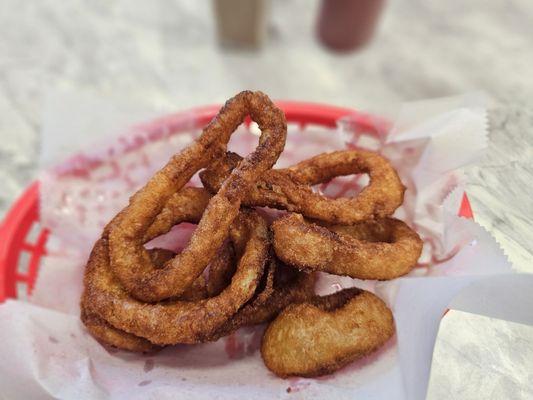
[465, 107, 533, 273]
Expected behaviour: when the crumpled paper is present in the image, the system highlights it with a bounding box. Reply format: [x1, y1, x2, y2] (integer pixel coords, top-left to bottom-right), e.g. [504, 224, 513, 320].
[426, 274, 533, 399]
[0, 91, 516, 399]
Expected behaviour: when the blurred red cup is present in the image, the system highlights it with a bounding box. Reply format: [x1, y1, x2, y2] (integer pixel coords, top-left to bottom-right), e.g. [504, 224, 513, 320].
[317, 0, 386, 52]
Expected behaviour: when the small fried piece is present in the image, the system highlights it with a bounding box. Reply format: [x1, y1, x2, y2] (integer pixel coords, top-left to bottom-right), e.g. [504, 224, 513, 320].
[272, 213, 422, 280]
[201, 149, 405, 224]
[261, 288, 394, 378]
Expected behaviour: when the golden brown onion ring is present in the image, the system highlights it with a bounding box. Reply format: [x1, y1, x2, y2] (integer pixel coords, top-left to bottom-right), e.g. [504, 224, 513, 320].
[272, 213, 422, 280]
[208, 261, 316, 341]
[80, 306, 157, 353]
[261, 288, 394, 378]
[80, 247, 208, 351]
[147, 248, 209, 301]
[200, 149, 404, 224]
[109, 91, 286, 302]
[83, 209, 269, 345]
[233, 263, 316, 328]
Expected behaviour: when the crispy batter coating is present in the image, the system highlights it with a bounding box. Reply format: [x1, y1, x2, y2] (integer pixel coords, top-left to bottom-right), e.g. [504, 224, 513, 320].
[210, 261, 316, 340]
[148, 248, 209, 301]
[80, 247, 208, 351]
[206, 244, 237, 297]
[232, 263, 316, 327]
[143, 187, 212, 241]
[272, 213, 422, 280]
[80, 306, 158, 352]
[144, 188, 235, 300]
[201, 150, 404, 224]
[108, 91, 287, 302]
[261, 288, 394, 378]
[216, 259, 277, 332]
[83, 209, 269, 345]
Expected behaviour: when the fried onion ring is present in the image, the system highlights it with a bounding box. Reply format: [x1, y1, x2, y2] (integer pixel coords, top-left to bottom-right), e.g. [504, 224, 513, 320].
[206, 244, 237, 297]
[80, 307, 157, 352]
[147, 248, 210, 301]
[260, 288, 394, 378]
[272, 213, 422, 280]
[108, 91, 287, 302]
[83, 209, 269, 345]
[200, 149, 404, 224]
[209, 261, 316, 340]
[80, 247, 207, 351]
[232, 263, 316, 327]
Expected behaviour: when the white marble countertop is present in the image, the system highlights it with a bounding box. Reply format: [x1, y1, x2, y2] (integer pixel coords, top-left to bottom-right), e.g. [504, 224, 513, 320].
[1, 0, 532, 398]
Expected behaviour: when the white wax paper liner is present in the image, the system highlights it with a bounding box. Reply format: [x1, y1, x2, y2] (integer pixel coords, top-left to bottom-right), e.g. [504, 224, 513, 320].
[0, 91, 516, 399]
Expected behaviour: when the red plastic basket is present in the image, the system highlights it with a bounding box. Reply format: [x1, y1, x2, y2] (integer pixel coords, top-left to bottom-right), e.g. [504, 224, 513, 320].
[0, 101, 473, 304]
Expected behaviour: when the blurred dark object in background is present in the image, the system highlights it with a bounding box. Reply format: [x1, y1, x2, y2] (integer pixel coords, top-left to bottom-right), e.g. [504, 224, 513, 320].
[317, 0, 385, 52]
[213, 0, 269, 49]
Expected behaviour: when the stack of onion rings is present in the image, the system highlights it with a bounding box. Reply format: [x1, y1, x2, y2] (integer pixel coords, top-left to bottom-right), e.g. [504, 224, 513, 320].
[80, 91, 422, 378]
[83, 207, 270, 345]
[108, 90, 287, 302]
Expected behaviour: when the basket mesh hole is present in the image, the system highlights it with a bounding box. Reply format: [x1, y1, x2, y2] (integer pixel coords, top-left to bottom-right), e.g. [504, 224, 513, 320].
[26, 222, 42, 245]
[16, 281, 29, 300]
[17, 250, 32, 275]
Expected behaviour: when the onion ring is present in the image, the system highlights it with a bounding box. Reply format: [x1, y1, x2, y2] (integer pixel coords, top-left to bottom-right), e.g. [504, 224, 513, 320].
[80, 307, 157, 353]
[272, 213, 422, 280]
[108, 91, 287, 302]
[206, 244, 237, 297]
[260, 288, 394, 378]
[232, 263, 316, 328]
[83, 209, 269, 345]
[200, 149, 404, 224]
[80, 247, 207, 351]
[146, 248, 209, 301]
[142, 188, 237, 295]
[209, 261, 316, 340]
